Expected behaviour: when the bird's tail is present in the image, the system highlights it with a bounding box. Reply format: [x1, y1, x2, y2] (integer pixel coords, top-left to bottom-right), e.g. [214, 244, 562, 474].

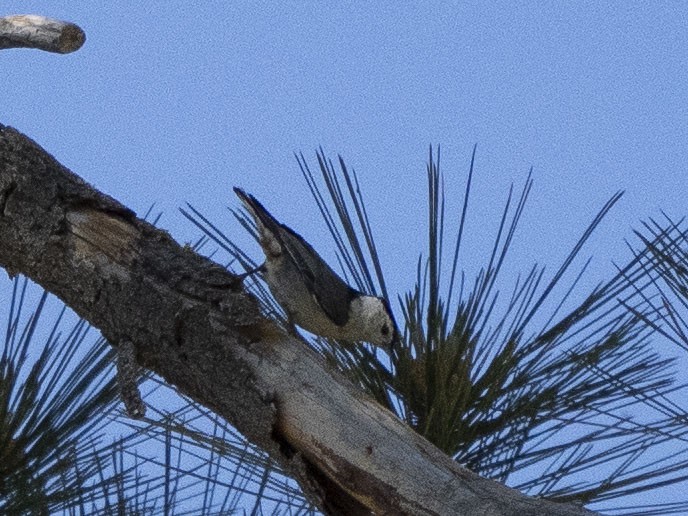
[233, 187, 284, 236]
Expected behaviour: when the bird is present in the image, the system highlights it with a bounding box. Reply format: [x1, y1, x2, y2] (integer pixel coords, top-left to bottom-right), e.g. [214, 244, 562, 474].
[234, 187, 398, 350]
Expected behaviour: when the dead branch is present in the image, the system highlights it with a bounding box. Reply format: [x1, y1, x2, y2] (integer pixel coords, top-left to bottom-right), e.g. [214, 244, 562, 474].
[0, 127, 597, 515]
[0, 15, 84, 53]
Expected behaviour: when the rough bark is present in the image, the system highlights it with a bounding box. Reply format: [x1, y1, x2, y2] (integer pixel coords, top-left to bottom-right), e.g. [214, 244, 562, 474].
[0, 15, 84, 53]
[0, 124, 597, 515]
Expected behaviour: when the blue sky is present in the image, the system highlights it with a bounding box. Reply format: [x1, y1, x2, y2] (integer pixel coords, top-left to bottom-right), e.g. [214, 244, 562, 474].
[4, 3, 688, 301]
[3, 2, 688, 511]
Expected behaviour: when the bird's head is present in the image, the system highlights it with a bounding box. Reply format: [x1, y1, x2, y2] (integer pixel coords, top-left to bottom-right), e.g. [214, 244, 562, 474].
[352, 295, 400, 351]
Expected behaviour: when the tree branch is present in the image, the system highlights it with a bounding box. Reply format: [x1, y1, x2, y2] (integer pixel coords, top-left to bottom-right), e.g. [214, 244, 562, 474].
[0, 124, 595, 515]
[0, 15, 85, 53]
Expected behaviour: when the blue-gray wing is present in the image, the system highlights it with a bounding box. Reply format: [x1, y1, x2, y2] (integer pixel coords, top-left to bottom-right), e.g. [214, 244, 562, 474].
[278, 229, 356, 326]
[234, 188, 355, 326]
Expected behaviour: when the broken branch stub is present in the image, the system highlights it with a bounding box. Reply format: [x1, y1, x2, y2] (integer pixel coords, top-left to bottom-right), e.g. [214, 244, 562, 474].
[0, 15, 85, 53]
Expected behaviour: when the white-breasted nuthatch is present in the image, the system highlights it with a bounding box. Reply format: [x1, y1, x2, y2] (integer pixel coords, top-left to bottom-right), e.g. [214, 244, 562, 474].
[234, 187, 399, 350]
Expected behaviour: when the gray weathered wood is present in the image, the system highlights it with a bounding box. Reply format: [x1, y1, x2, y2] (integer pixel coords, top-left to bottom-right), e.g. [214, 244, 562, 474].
[0, 15, 85, 53]
[0, 124, 596, 515]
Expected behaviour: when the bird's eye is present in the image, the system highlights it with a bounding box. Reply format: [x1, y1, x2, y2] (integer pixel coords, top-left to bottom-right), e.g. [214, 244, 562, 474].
[381, 324, 389, 336]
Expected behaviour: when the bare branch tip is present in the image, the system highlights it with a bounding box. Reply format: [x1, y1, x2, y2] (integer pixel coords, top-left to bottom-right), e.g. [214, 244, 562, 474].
[0, 14, 85, 54]
[57, 22, 86, 53]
